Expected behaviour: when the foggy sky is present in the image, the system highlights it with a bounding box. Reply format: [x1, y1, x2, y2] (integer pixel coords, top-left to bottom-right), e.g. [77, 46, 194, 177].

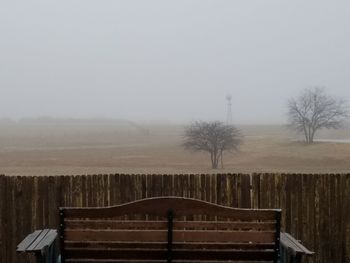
[1, 0, 350, 124]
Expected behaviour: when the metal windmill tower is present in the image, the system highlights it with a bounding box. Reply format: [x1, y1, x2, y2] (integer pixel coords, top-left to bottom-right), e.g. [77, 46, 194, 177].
[226, 94, 233, 125]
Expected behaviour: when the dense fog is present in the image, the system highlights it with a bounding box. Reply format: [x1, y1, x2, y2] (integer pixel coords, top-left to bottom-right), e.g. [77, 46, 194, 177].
[1, 0, 350, 124]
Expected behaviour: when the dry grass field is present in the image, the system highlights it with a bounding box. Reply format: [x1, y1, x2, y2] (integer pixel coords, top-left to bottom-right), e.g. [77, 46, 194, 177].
[0, 119, 349, 175]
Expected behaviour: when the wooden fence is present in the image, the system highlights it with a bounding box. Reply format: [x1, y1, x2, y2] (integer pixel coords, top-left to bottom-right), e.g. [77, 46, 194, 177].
[0, 173, 349, 263]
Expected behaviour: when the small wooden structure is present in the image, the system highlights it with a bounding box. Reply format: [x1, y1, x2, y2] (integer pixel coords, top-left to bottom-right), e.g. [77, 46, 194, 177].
[17, 196, 313, 262]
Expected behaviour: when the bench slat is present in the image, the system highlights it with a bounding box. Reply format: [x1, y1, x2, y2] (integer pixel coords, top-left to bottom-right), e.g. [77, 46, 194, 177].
[66, 260, 165, 263]
[27, 229, 51, 251]
[65, 229, 275, 243]
[65, 220, 276, 231]
[65, 248, 275, 261]
[66, 261, 273, 263]
[65, 220, 167, 230]
[33, 229, 57, 251]
[65, 241, 275, 250]
[62, 197, 279, 220]
[17, 230, 43, 252]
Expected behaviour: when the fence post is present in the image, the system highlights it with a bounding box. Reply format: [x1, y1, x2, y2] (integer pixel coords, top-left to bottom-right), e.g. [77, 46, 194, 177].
[0, 175, 8, 262]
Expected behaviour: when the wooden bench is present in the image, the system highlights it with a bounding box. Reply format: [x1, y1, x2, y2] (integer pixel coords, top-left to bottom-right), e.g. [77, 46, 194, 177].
[17, 196, 313, 262]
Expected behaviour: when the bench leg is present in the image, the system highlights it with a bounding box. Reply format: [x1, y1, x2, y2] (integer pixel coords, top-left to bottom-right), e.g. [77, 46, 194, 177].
[291, 254, 302, 263]
[284, 254, 301, 263]
[34, 245, 60, 263]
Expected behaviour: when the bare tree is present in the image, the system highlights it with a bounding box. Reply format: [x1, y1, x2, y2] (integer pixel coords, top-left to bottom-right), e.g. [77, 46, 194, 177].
[288, 87, 349, 143]
[183, 121, 242, 169]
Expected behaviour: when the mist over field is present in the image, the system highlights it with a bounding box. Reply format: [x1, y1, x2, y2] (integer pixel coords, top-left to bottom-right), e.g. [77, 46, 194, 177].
[0, 118, 348, 175]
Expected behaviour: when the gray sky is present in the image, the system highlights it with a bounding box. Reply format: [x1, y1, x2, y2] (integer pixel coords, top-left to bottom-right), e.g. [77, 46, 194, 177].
[1, 0, 350, 124]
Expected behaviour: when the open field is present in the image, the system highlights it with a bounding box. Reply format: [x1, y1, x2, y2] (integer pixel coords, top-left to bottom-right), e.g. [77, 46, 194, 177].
[0, 119, 350, 175]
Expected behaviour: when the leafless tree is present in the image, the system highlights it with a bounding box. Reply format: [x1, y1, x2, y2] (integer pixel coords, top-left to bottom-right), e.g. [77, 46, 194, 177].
[183, 121, 242, 169]
[288, 87, 349, 143]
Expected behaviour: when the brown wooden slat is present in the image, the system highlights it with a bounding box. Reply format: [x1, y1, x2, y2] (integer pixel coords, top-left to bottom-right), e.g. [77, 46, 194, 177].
[66, 261, 273, 263]
[65, 248, 275, 261]
[62, 197, 279, 220]
[65, 229, 275, 243]
[65, 241, 275, 250]
[0, 175, 5, 261]
[174, 221, 276, 231]
[66, 261, 165, 263]
[173, 230, 275, 243]
[65, 241, 167, 249]
[65, 229, 167, 242]
[65, 220, 276, 231]
[65, 220, 168, 230]
[65, 248, 166, 259]
[174, 249, 275, 261]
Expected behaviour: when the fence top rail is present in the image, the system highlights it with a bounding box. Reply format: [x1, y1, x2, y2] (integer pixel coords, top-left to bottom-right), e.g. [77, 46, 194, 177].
[60, 196, 281, 219]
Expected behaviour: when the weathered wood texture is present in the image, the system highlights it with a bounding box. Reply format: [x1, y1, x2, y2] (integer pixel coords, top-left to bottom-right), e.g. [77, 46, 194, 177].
[0, 173, 349, 263]
[61, 197, 280, 262]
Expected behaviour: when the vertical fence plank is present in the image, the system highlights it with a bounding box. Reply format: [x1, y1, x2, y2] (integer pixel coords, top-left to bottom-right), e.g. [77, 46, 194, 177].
[240, 174, 251, 208]
[4, 176, 12, 263]
[225, 174, 233, 207]
[344, 174, 350, 262]
[8, 176, 16, 263]
[0, 175, 6, 263]
[279, 174, 287, 231]
[199, 174, 205, 203]
[47, 176, 57, 227]
[303, 174, 313, 263]
[251, 173, 260, 209]
[314, 174, 321, 263]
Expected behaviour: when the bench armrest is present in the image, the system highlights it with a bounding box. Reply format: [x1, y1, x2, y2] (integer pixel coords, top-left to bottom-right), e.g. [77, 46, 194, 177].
[17, 229, 59, 263]
[280, 232, 314, 263]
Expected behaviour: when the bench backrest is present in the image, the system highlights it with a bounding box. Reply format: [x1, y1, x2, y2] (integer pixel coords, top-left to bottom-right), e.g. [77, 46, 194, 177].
[59, 197, 281, 262]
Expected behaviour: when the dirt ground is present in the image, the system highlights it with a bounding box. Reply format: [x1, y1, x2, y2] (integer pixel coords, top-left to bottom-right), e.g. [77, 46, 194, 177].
[0, 119, 349, 175]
